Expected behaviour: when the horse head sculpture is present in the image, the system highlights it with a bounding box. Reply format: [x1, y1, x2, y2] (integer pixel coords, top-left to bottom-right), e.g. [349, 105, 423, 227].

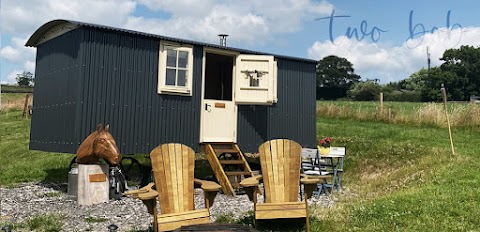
[76, 124, 121, 166]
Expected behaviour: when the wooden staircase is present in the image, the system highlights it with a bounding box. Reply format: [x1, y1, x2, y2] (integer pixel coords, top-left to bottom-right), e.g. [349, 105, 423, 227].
[202, 143, 256, 196]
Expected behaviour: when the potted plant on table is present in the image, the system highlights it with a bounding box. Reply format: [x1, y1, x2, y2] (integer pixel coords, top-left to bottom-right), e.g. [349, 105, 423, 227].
[318, 137, 332, 156]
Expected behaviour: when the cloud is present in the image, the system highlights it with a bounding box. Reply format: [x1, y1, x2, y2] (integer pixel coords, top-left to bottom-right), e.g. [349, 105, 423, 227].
[1, 0, 136, 84]
[0, 46, 22, 62]
[250, 0, 333, 33]
[1, 35, 35, 62]
[308, 27, 480, 83]
[0, 0, 136, 36]
[24, 61, 36, 72]
[1, 36, 36, 71]
[137, 0, 218, 17]
[2, 70, 23, 85]
[1, 0, 333, 84]
[125, 5, 269, 45]
[131, 0, 333, 45]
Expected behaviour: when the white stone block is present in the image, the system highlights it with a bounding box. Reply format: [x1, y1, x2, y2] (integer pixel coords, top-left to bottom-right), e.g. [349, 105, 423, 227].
[77, 164, 109, 205]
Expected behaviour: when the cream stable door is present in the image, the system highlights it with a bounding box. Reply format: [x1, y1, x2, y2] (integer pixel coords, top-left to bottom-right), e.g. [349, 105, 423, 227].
[200, 52, 277, 143]
[201, 100, 236, 142]
[200, 51, 237, 143]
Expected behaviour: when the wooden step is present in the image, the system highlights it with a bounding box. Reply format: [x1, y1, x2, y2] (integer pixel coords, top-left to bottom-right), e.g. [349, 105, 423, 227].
[219, 160, 245, 165]
[214, 148, 239, 154]
[210, 143, 235, 149]
[225, 171, 251, 176]
[204, 143, 257, 196]
[205, 144, 235, 196]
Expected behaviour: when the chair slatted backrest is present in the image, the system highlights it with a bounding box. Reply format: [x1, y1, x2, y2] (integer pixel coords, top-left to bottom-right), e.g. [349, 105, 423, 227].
[150, 143, 195, 214]
[259, 139, 302, 203]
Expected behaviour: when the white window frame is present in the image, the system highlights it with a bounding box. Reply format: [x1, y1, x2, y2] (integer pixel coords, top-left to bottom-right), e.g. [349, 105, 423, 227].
[157, 41, 194, 96]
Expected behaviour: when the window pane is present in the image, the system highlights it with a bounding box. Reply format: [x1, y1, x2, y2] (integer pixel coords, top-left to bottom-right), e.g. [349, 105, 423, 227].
[177, 70, 187, 86]
[166, 68, 176, 86]
[166, 48, 177, 67]
[178, 51, 188, 68]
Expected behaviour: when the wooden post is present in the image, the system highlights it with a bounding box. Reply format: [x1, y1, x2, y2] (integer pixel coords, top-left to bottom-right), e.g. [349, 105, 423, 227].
[22, 94, 30, 119]
[379, 92, 384, 114]
[441, 85, 455, 155]
[388, 108, 392, 122]
[304, 191, 310, 232]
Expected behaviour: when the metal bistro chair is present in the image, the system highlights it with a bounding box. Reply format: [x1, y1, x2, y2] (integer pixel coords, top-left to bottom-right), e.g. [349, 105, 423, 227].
[317, 146, 346, 192]
[301, 148, 331, 196]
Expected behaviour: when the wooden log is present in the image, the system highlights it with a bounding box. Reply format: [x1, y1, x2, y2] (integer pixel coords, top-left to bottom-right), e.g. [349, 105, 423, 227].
[77, 164, 109, 205]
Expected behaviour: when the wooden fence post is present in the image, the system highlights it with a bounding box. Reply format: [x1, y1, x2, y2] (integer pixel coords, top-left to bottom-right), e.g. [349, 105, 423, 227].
[379, 92, 384, 114]
[388, 108, 392, 122]
[22, 94, 30, 119]
[441, 85, 455, 155]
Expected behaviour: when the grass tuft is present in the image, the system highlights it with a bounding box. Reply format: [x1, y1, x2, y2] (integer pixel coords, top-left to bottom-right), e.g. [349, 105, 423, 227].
[36, 191, 63, 198]
[25, 214, 64, 232]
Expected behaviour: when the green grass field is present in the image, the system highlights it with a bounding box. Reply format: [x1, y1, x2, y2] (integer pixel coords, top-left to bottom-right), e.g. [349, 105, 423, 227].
[0, 109, 73, 185]
[312, 117, 480, 231]
[317, 100, 480, 128]
[2, 94, 480, 231]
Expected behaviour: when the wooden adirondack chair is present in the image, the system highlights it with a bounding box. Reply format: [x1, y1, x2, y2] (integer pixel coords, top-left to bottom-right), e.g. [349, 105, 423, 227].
[240, 139, 323, 232]
[125, 143, 221, 232]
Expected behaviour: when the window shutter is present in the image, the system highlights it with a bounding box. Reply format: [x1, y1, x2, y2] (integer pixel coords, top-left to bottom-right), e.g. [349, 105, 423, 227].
[235, 55, 277, 105]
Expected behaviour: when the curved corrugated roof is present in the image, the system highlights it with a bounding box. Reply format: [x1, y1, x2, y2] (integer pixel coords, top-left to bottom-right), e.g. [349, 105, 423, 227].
[26, 19, 317, 63]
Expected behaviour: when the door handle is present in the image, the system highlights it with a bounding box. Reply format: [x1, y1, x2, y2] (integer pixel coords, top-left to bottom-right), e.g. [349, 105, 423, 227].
[205, 103, 211, 112]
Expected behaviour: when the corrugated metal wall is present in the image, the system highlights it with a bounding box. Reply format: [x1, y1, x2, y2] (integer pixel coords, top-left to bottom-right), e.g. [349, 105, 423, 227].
[237, 59, 316, 153]
[30, 26, 315, 155]
[30, 27, 203, 154]
[76, 28, 203, 154]
[30, 29, 83, 153]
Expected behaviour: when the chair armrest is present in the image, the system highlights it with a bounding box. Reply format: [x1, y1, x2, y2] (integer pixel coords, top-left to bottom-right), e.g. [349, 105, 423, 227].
[124, 182, 158, 215]
[300, 174, 329, 182]
[240, 175, 262, 187]
[194, 179, 221, 209]
[300, 176, 327, 199]
[124, 182, 157, 200]
[300, 178, 323, 185]
[240, 175, 263, 202]
[137, 189, 158, 201]
[194, 178, 222, 192]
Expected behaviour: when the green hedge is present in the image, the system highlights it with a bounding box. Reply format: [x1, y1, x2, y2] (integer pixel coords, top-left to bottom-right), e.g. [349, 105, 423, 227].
[1, 85, 33, 93]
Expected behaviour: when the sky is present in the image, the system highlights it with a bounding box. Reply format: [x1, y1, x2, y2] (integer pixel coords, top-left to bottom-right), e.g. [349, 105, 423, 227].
[1, 0, 480, 85]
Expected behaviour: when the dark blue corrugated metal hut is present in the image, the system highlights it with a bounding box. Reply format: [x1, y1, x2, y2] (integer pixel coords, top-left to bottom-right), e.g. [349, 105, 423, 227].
[26, 19, 316, 154]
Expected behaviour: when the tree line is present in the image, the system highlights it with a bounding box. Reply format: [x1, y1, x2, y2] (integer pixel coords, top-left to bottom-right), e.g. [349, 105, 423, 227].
[317, 45, 480, 102]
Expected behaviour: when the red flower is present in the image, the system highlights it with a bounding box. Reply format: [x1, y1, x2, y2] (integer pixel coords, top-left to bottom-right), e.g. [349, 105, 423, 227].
[318, 137, 332, 147]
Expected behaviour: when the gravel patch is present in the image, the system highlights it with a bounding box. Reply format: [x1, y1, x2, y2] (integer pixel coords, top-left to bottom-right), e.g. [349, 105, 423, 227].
[0, 183, 339, 231]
